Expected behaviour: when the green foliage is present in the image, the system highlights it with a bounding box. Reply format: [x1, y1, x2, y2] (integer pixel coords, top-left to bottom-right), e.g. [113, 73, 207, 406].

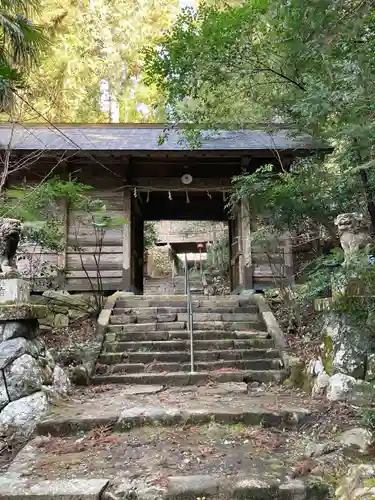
[145, 0, 375, 228]
[0, 0, 47, 109]
[229, 159, 359, 236]
[206, 233, 230, 273]
[300, 251, 375, 351]
[361, 408, 375, 432]
[11, 0, 178, 122]
[1, 176, 125, 251]
[145, 0, 375, 136]
[144, 221, 159, 249]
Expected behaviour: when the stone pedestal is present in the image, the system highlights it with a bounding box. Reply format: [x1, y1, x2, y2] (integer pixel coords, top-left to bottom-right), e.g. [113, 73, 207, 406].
[0, 278, 30, 304]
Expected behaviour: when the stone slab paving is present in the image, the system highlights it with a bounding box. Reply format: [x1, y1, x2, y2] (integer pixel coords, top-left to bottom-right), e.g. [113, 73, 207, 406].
[36, 383, 317, 435]
[1, 383, 361, 499]
[0, 476, 109, 499]
[3, 417, 329, 498]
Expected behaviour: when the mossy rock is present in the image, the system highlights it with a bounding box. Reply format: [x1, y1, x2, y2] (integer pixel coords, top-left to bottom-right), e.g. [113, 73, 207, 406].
[321, 334, 334, 375]
[286, 356, 307, 389]
[0, 304, 47, 321]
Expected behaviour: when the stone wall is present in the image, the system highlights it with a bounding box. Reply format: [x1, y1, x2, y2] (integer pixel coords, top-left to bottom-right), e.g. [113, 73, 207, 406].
[146, 245, 174, 278]
[30, 290, 97, 331]
[155, 221, 227, 244]
[0, 303, 71, 450]
[286, 298, 375, 405]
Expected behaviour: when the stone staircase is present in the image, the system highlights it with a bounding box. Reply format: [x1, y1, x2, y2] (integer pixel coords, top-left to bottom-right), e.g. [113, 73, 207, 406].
[143, 276, 174, 295]
[93, 294, 285, 385]
[173, 274, 204, 295]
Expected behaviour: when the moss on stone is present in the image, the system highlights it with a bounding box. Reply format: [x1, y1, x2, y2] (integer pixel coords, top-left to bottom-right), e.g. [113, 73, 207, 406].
[364, 477, 375, 488]
[0, 304, 47, 321]
[286, 356, 309, 389]
[321, 334, 334, 375]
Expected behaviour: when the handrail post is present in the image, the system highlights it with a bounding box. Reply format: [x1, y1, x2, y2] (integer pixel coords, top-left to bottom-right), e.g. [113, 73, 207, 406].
[184, 253, 195, 374]
[184, 253, 188, 295]
[171, 259, 175, 293]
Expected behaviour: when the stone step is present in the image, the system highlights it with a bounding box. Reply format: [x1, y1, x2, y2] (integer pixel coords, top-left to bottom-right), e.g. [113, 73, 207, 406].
[35, 385, 312, 437]
[109, 318, 186, 329]
[111, 311, 262, 323]
[112, 305, 258, 315]
[178, 312, 261, 322]
[120, 475, 327, 500]
[118, 294, 246, 300]
[92, 369, 287, 385]
[110, 313, 179, 324]
[106, 329, 269, 342]
[99, 348, 280, 364]
[115, 297, 252, 308]
[192, 320, 265, 331]
[102, 338, 275, 353]
[97, 358, 282, 374]
[0, 478, 109, 500]
[109, 318, 265, 331]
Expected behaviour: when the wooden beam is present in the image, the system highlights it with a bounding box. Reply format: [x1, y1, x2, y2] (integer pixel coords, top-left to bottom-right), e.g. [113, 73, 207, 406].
[129, 177, 232, 192]
[57, 198, 68, 288]
[122, 188, 132, 291]
[240, 199, 253, 289]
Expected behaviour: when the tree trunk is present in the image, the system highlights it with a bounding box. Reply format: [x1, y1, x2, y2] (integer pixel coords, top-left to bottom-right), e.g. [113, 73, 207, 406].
[359, 168, 375, 236]
[353, 142, 375, 235]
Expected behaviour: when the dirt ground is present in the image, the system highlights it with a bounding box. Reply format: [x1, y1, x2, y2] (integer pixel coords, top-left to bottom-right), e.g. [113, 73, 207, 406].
[15, 424, 297, 481]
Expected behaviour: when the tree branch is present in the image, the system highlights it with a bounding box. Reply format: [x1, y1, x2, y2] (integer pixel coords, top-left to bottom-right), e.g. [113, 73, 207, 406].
[253, 67, 305, 91]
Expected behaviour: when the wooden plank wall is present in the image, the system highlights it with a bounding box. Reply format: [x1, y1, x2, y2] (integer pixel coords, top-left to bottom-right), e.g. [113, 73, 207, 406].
[251, 236, 292, 290]
[17, 244, 59, 291]
[65, 189, 124, 291]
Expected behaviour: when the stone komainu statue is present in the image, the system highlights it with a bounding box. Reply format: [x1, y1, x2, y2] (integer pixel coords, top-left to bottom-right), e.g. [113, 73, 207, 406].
[0, 218, 22, 275]
[334, 212, 372, 265]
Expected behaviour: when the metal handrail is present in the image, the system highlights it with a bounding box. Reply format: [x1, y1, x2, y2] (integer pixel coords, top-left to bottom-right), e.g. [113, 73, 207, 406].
[184, 254, 195, 373]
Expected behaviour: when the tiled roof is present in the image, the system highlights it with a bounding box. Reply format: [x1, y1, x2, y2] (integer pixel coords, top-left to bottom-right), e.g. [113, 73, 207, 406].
[0, 124, 325, 151]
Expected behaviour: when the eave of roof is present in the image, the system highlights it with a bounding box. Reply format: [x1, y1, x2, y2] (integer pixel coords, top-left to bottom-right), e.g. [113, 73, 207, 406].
[0, 123, 332, 153]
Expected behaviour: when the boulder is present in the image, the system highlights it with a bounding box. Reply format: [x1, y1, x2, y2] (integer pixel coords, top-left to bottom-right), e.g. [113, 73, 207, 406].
[312, 371, 330, 397]
[43, 289, 94, 310]
[54, 313, 69, 328]
[69, 364, 91, 385]
[0, 337, 27, 370]
[0, 376, 9, 410]
[40, 314, 56, 328]
[44, 348, 56, 369]
[68, 309, 89, 321]
[327, 373, 356, 401]
[307, 358, 324, 377]
[336, 464, 375, 499]
[1, 320, 38, 341]
[338, 427, 374, 453]
[4, 353, 44, 401]
[38, 358, 54, 385]
[287, 356, 306, 388]
[52, 365, 71, 396]
[352, 379, 375, 405]
[43, 289, 71, 300]
[0, 391, 48, 445]
[304, 440, 339, 458]
[321, 313, 368, 378]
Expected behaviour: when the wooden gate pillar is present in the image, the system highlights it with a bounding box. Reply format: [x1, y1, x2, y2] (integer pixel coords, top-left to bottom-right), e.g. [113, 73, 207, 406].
[240, 199, 253, 290]
[122, 188, 132, 291]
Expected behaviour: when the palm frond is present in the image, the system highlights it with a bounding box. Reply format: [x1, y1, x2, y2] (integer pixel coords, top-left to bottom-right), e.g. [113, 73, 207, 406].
[0, 0, 47, 111]
[0, 1, 41, 14]
[0, 60, 23, 110]
[0, 14, 47, 66]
